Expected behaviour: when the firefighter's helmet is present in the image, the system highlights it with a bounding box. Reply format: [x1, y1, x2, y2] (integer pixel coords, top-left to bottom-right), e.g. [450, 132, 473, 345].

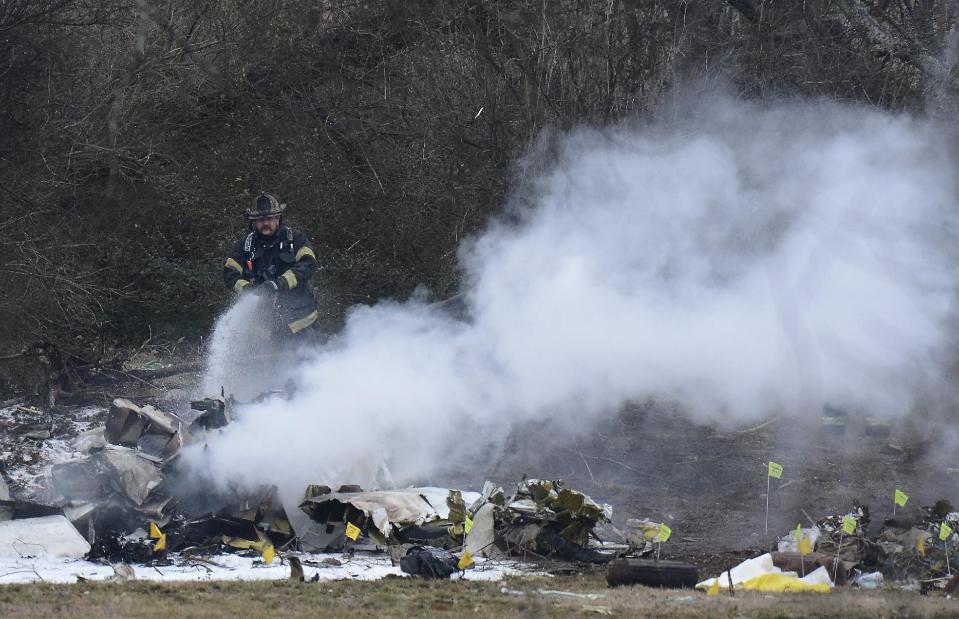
[244, 192, 286, 220]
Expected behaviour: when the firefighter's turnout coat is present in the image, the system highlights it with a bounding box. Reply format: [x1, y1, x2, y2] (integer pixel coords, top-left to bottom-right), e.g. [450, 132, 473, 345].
[223, 226, 318, 334]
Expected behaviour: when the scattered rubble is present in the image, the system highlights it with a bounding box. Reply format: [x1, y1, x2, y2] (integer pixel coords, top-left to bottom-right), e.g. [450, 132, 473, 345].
[399, 546, 461, 579]
[694, 500, 959, 595]
[3, 396, 958, 595]
[0, 396, 630, 585]
[297, 477, 618, 566]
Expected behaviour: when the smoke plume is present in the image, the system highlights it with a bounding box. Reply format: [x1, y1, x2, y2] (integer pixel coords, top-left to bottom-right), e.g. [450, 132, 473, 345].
[188, 97, 959, 497]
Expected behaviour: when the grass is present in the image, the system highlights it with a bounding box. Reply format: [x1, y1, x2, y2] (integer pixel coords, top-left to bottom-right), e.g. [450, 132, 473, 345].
[0, 574, 953, 618]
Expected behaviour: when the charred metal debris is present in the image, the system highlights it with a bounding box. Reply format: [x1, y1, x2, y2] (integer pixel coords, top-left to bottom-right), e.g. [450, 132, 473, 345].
[0, 398, 639, 576]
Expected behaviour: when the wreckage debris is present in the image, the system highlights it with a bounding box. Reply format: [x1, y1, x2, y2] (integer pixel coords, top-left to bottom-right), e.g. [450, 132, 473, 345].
[296, 478, 618, 565]
[399, 546, 461, 579]
[12, 393, 959, 594]
[190, 397, 231, 430]
[0, 515, 91, 558]
[693, 499, 959, 595]
[2, 394, 299, 565]
[87, 528, 158, 564]
[3, 392, 621, 575]
[105, 398, 178, 446]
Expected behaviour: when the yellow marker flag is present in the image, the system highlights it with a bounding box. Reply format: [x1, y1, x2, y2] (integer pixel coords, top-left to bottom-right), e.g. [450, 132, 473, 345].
[464, 516, 474, 534]
[940, 522, 954, 542]
[768, 462, 783, 479]
[842, 515, 856, 535]
[707, 578, 720, 596]
[457, 551, 474, 570]
[149, 521, 162, 539]
[894, 489, 909, 507]
[345, 522, 361, 541]
[659, 523, 672, 543]
[261, 543, 275, 564]
[793, 524, 811, 554]
[154, 532, 167, 552]
[916, 534, 926, 556]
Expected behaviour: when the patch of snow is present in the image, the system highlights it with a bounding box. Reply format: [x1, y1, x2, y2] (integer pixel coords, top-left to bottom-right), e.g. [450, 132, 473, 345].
[0, 552, 541, 584]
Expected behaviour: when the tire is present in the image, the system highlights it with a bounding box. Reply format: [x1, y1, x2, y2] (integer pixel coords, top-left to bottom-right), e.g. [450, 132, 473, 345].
[606, 558, 699, 588]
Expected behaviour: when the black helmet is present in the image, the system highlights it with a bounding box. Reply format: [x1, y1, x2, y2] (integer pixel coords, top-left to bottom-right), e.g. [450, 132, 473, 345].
[244, 192, 286, 220]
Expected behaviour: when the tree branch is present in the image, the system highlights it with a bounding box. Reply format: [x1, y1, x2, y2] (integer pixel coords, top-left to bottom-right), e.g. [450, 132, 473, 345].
[836, 0, 959, 92]
[725, 0, 758, 24]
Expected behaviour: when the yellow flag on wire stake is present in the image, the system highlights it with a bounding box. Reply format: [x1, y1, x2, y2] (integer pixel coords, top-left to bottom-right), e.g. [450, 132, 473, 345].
[345, 522, 361, 541]
[842, 515, 857, 535]
[659, 523, 672, 543]
[894, 489, 909, 507]
[768, 462, 783, 479]
[941, 522, 954, 542]
[764, 460, 783, 536]
[793, 524, 811, 554]
[464, 516, 474, 534]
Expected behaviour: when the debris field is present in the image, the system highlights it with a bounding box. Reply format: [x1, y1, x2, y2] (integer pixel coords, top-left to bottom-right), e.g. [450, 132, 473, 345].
[0, 393, 956, 608]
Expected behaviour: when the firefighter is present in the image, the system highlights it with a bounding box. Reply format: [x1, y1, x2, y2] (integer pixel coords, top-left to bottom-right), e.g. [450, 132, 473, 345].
[223, 192, 319, 336]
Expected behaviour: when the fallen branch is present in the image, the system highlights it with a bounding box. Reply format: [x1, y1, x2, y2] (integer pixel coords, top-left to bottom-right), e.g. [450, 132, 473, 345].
[98, 368, 164, 390]
[125, 361, 203, 380]
[737, 413, 783, 434]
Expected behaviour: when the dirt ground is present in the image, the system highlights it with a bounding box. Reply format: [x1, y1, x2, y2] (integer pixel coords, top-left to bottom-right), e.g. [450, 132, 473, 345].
[0, 574, 953, 618]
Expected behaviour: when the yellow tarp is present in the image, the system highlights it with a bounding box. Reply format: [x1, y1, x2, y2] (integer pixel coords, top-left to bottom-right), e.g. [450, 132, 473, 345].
[739, 573, 830, 593]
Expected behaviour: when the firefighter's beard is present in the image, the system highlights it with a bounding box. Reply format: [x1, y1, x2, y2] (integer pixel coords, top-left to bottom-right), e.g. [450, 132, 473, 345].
[254, 218, 279, 237]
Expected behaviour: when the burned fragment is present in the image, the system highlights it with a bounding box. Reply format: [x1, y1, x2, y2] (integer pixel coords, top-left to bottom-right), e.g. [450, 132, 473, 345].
[87, 529, 158, 564]
[12, 422, 53, 441]
[399, 546, 460, 579]
[293, 478, 616, 565]
[190, 397, 230, 430]
[299, 487, 471, 547]
[486, 479, 614, 564]
[105, 399, 179, 446]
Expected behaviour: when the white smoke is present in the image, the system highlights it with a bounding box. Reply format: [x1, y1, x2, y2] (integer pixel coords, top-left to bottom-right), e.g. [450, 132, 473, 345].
[188, 97, 959, 497]
[199, 293, 294, 401]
